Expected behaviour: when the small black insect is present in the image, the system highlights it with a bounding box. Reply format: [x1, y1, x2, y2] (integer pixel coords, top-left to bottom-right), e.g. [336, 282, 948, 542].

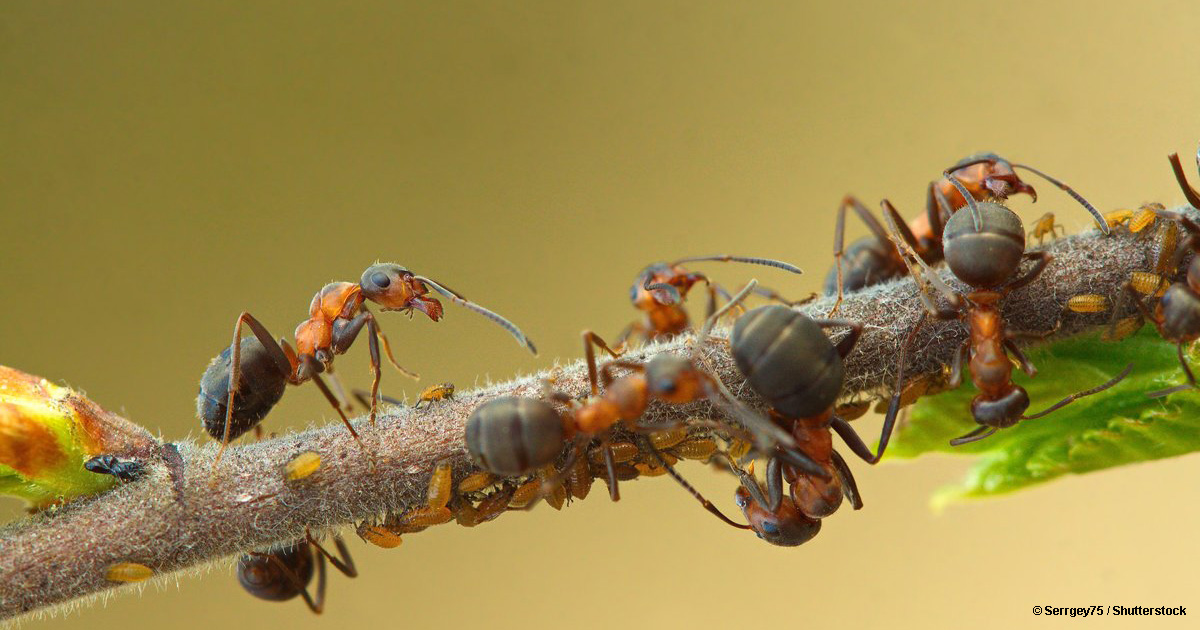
[84, 455, 146, 482]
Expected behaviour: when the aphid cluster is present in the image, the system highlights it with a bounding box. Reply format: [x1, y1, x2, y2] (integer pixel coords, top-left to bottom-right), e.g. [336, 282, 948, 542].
[51, 146, 1200, 613]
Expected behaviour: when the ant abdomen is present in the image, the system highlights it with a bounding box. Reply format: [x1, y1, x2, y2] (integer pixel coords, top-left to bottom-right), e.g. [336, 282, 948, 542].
[197, 336, 288, 441]
[942, 201, 1026, 289]
[238, 541, 314, 602]
[822, 237, 900, 294]
[465, 396, 565, 477]
[730, 305, 843, 418]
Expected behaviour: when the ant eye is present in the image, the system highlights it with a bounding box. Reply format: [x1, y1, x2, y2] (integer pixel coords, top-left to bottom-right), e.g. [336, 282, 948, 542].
[370, 272, 391, 289]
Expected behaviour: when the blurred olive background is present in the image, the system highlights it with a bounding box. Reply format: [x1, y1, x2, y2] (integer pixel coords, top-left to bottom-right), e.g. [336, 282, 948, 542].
[3, 1, 1199, 628]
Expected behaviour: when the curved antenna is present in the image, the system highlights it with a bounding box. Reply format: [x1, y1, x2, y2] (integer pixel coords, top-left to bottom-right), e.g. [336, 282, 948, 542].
[943, 171, 982, 231]
[1168, 151, 1200, 210]
[1022, 363, 1133, 419]
[949, 425, 996, 446]
[636, 435, 751, 530]
[668, 255, 803, 276]
[642, 275, 682, 305]
[1011, 163, 1110, 235]
[414, 275, 538, 356]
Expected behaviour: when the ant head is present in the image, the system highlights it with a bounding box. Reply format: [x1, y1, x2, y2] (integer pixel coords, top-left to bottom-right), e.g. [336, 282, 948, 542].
[970, 386, 1030, 429]
[360, 263, 443, 321]
[942, 201, 1026, 288]
[734, 486, 821, 546]
[237, 541, 314, 602]
[645, 354, 704, 403]
[632, 263, 691, 307]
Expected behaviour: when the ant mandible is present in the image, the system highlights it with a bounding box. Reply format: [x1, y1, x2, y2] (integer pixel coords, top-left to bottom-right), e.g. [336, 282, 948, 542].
[237, 532, 357, 614]
[1114, 149, 1200, 396]
[619, 255, 804, 345]
[883, 175, 1131, 445]
[198, 263, 537, 467]
[826, 152, 1110, 315]
[466, 282, 819, 528]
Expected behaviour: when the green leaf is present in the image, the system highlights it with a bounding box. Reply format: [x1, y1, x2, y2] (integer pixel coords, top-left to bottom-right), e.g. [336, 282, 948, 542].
[887, 329, 1200, 508]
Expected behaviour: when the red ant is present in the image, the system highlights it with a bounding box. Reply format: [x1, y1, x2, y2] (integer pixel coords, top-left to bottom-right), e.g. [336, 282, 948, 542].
[827, 153, 1110, 314]
[618, 255, 804, 345]
[883, 175, 1131, 445]
[466, 282, 819, 528]
[198, 263, 537, 467]
[238, 532, 356, 614]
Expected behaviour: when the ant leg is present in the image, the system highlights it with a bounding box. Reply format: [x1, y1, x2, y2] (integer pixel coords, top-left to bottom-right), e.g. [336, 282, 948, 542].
[351, 389, 405, 410]
[599, 438, 620, 502]
[321, 364, 354, 413]
[813, 318, 864, 359]
[1003, 252, 1053, 292]
[698, 279, 759, 339]
[1022, 363, 1134, 418]
[1168, 152, 1200, 210]
[1011, 162, 1109, 235]
[829, 450, 863, 510]
[829, 196, 894, 316]
[882, 201, 964, 311]
[636, 436, 750, 530]
[1148, 343, 1197, 398]
[306, 532, 358, 578]
[947, 338, 970, 388]
[754, 285, 815, 307]
[213, 312, 293, 471]
[1003, 339, 1038, 378]
[304, 363, 364, 447]
[582, 330, 623, 395]
[950, 425, 997, 446]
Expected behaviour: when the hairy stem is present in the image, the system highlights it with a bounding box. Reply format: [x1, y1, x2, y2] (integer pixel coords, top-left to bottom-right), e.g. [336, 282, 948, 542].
[0, 220, 1165, 619]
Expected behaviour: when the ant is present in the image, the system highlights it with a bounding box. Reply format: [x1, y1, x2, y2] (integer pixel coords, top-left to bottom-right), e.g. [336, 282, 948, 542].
[883, 174, 1132, 445]
[618, 255, 804, 345]
[197, 263, 537, 467]
[725, 303, 908, 546]
[466, 282, 818, 529]
[237, 532, 357, 615]
[826, 153, 1110, 314]
[1112, 151, 1200, 396]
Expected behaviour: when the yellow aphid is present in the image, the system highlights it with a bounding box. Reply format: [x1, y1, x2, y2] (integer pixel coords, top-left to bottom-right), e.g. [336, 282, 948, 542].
[1104, 209, 1134, 228]
[426, 459, 453, 509]
[1027, 212, 1064, 245]
[648, 427, 688, 450]
[284, 452, 321, 480]
[537, 465, 566, 511]
[358, 524, 404, 549]
[415, 383, 455, 408]
[458, 470, 496, 493]
[1130, 272, 1169, 297]
[588, 441, 639, 464]
[1102, 316, 1144, 342]
[634, 462, 668, 477]
[509, 478, 543, 508]
[671, 438, 717, 460]
[400, 506, 453, 527]
[105, 562, 154, 583]
[1066, 294, 1109, 313]
[727, 439, 752, 461]
[1129, 204, 1162, 233]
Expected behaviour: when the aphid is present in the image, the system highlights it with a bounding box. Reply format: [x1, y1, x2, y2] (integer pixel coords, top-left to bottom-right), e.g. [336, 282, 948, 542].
[359, 458, 456, 549]
[458, 470, 496, 493]
[84, 455, 145, 483]
[237, 533, 356, 614]
[105, 562, 154, 583]
[197, 263, 537, 469]
[619, 255, 804, 345]
[1027, 212, 1065, 245]
[1105, 204, 1161, 233]
[648, 426, 688, 450]
[670, 437, 718, 461]
[1066, 294, 1109, 314]
[826, 153, 1109, 314]
[284, 452, 321, 481]
[415, 383, 455, 408]
[882, 175, 1132, 445]
[466, 283, 810, 529]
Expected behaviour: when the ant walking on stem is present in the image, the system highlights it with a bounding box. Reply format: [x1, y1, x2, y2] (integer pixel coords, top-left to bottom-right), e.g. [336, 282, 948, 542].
[198, 263, 537, 469]
[882, 174, 1131, 445]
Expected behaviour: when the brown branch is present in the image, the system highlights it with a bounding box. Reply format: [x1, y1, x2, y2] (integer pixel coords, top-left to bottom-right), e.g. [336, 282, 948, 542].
[0, 220, 1164, 619]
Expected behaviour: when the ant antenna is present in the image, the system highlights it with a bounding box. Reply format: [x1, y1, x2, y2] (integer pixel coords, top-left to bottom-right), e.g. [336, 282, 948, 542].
[1020, 363, 1133, 420]
[1011, 163, 1110, 235]
[1168, 151, 1200, 209]
[637, 435, 751, 530]
[942, 171, 983, 231]
[669, 255, 804, 276]
[414, 275, 538, 355]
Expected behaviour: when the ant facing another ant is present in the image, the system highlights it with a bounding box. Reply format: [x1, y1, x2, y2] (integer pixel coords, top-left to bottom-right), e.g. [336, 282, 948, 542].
[196, 263, 537, 468]
[826, 152, 1110, 315]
